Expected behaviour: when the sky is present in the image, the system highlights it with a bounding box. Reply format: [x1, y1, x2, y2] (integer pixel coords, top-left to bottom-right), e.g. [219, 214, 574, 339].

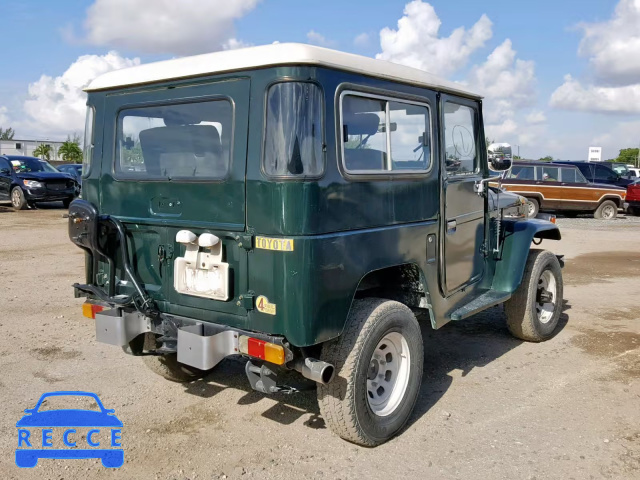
[0, 0, 639, 161]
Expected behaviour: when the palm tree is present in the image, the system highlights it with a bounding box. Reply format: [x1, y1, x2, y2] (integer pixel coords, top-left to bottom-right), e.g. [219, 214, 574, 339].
[33, 144, 52, 161]
[58, 140, 83, 163]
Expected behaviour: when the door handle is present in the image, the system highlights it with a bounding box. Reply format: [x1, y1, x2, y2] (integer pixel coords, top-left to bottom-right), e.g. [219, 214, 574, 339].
[446, 219, 457, 234]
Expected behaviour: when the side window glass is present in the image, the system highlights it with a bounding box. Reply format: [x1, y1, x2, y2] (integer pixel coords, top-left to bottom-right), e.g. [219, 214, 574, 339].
[388, 101, 431, 170]
[561, 167, 576, 183]
[0, 158, 11, 173]
[516, 166, 534, 180]
[594, 165, 610, 181]
[541, 166, 559, 181]
[264, 82, 324, 177]
[82, 106, 95, 177]
[443, 102, 477, 175]
[342, 96, 387, 171]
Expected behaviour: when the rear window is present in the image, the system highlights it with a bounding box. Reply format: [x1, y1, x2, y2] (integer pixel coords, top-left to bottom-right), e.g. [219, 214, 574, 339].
[115, 99, 233, 180]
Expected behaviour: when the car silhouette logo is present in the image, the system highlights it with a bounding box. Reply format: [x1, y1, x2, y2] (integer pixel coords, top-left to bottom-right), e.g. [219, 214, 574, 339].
[16, 391, 123, 468]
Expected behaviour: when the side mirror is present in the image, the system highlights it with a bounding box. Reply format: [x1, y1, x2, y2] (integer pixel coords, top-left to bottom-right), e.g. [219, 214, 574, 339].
[489, 157, 512, 172]
[487, 142, 513, 172]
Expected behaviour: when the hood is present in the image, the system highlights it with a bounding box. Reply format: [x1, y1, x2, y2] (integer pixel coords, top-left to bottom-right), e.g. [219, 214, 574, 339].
[489, 188, 525, 210]
[16, 410, 122, 427]
[16, 172, 75, 182]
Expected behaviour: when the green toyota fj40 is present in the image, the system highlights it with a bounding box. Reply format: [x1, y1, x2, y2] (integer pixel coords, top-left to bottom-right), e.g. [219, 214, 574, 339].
[69, 43, 563, 446]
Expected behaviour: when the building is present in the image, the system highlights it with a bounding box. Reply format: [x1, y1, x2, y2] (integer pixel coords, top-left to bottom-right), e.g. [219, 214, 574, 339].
[588, 146, 602, 162]
[0, 139, 66, 161]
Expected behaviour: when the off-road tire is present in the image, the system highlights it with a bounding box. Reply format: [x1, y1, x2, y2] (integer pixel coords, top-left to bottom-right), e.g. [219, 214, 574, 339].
[594, 200, 617, 220]
[317, 298, 423, 447]
[11, 187, 28, 210]
[505, 249, 563, 342]
[525, 198, 539, 218]
[141, 333, 204, 382]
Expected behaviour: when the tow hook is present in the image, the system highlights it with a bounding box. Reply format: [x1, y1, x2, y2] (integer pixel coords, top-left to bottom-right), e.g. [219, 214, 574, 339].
[245, 361, 298, 394]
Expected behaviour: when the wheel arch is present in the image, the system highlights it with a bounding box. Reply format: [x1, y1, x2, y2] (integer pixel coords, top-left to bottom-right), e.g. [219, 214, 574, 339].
[492, 219, 561, 293]
[598, 195, 624, 208]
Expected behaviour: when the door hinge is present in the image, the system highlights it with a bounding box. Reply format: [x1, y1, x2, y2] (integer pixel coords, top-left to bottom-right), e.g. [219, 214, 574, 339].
[237, 293, 255, 310]
[234, 234, 253, 250]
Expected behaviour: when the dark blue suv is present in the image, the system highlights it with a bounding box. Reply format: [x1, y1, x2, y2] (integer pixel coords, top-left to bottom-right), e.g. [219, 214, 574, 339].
[553, 161, 634, 189]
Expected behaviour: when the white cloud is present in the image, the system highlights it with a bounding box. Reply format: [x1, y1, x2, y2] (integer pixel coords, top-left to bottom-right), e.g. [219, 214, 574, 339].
[467, 39, 536, 123]
[551, 0, 640, 114]
[577, 0, 640, 87]
[354, 33, 370, 47]
[306, 30, 335, 47]
[0, 106, 9, 127]
[376, 0, 492, 77]
[83, 0, 259, 55]
[222, 38, 252, 50]
[550, 74, 640, 113]
[592, 119, 640, 153]
[22, 52, 140, 137]
[525, 110, 547, 124]
[485, 119, 517, 141]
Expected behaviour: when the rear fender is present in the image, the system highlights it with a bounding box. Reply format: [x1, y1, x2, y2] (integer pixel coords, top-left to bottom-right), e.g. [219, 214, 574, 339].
[492, 218, 561, 293]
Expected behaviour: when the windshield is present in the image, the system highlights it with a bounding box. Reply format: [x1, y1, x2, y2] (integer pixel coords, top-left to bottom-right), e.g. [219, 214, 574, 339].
[10, 158, 58, 173]
[609, 163, 628, 175]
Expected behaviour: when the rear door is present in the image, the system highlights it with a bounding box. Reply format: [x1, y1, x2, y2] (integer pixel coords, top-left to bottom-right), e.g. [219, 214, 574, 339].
[441, 95, 485, 294]
[100, 78, 250, 312]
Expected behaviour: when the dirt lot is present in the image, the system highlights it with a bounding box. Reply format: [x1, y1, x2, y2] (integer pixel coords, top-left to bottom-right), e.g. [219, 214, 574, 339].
[0, 203, 638, 480]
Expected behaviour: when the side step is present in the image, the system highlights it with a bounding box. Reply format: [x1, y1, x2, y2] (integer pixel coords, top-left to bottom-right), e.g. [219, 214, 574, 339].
[450, 290, 512, 321]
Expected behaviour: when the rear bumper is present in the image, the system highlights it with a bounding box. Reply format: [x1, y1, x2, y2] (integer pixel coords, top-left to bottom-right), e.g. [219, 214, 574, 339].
[94, 308, 293, 370]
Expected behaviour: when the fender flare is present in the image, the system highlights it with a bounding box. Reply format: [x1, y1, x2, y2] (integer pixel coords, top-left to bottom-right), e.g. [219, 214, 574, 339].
[492, 218, 561, 293]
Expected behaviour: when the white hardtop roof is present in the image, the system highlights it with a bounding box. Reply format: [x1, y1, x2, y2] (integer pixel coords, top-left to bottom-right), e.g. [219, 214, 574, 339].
[85, 43, 480, 98]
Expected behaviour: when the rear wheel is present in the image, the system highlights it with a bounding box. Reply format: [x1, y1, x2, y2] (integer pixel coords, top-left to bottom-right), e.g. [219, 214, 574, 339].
[505, 250, 563, 342]
[525, 198, 539, 218]
[11, 187, 28, 210]
[317, 298, 423, 446]
[594, 200, 617, 219]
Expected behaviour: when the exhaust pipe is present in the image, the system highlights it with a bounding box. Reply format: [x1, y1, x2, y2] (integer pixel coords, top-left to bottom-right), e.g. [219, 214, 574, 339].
[293, 358, 335, 385]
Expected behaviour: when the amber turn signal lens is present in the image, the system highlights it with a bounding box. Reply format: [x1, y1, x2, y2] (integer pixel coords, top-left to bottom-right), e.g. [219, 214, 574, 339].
[82, 303, 104, 319]
[238, 335, 285, 365]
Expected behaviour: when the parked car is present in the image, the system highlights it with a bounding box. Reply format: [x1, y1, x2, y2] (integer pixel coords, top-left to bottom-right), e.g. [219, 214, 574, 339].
[600, 161, 635, 179]
[56, 164, 83, 184]
[627, 181, 640, 216]
[497, 161, 627, 219]
[552, 161, 634, 188]
[68, 43, 564, 447]
[627, 167, 640, 179]
[0, 155, 78, 210]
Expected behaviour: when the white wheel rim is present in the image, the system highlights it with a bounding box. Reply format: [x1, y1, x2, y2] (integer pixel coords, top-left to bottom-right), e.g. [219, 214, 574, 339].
[536, 270, 557, 324]
[602, 204, 615, 219]
[527, 201, 536, 217]
[366, 332, 411, 417]
[12, 190, 20, 207]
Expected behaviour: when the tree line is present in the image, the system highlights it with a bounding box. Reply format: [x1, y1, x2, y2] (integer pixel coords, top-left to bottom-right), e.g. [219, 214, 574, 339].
[1, 125, 83, 163]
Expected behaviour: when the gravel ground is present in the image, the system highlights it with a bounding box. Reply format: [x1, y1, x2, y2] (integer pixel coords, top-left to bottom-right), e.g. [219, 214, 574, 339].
[0, 202, 638, 479]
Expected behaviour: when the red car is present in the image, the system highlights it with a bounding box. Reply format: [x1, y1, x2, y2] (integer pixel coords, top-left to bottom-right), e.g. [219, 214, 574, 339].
[627, 181, 640, 216]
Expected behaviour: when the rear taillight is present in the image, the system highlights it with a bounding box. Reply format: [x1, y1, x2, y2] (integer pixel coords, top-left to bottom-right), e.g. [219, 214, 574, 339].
[82, 303, 104, 319]
[238, 336, 285, 365]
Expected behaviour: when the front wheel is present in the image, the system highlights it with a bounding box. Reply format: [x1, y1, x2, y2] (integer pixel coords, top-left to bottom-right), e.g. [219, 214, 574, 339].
[11, 187, 28, 210]
[594, 200, 617, 219]
[505, 250, 563, 342]
[525, 198, 539, 218]
[317, 299, 423, 446]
